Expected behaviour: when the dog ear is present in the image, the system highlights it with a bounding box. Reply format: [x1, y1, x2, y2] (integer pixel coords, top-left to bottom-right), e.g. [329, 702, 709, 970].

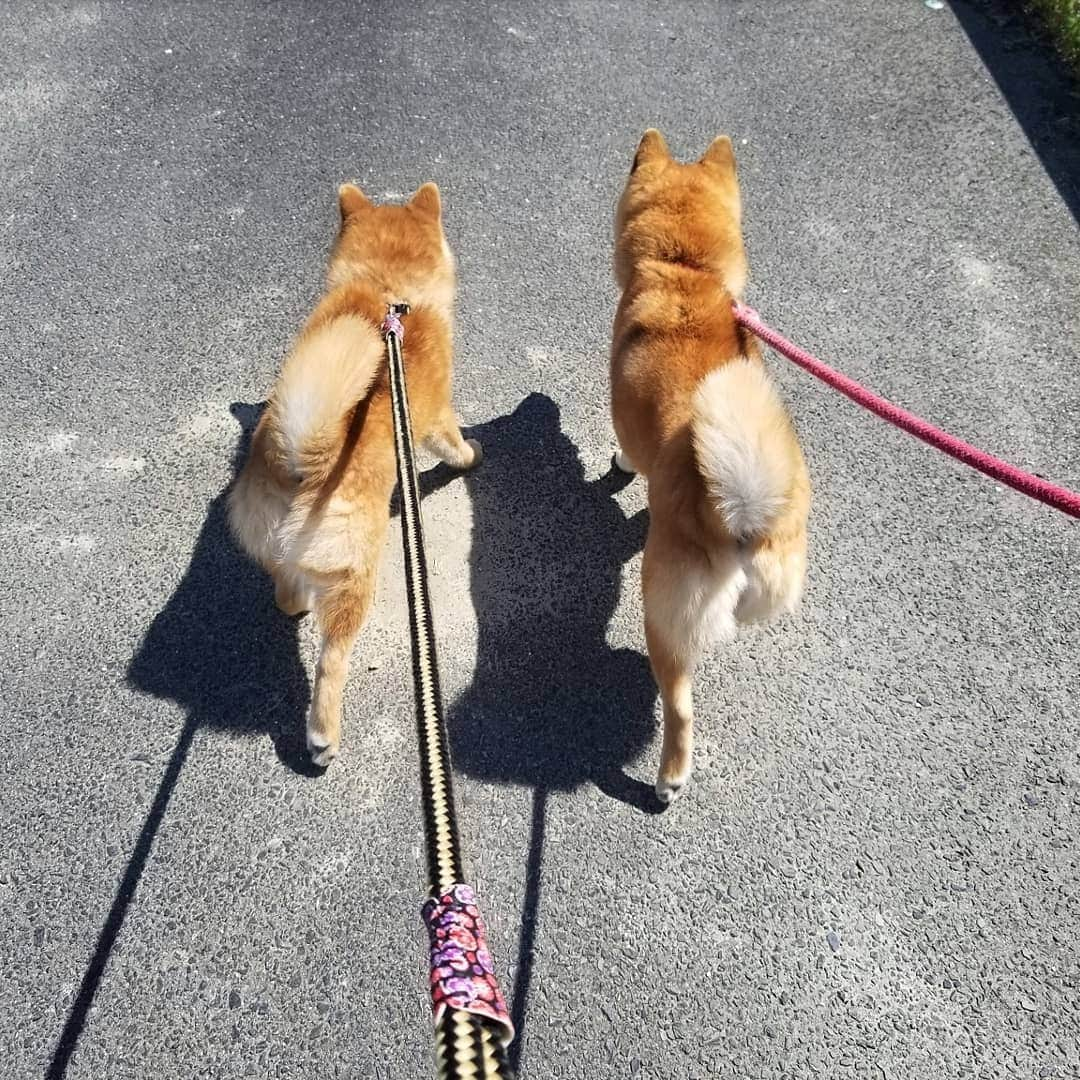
[409, 182, 442, 218]
[632, 129, 670, 171]
[338, 183, 371, 219]
[700, 135, 736, 171]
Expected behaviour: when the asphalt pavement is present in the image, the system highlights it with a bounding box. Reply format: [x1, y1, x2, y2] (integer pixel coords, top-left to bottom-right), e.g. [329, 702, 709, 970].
[2, 2, 1078, 1078]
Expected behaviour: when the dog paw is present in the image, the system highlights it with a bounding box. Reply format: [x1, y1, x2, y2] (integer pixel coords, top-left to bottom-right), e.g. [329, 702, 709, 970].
[464, 438, 483, 468]
[306, 728, 340, 768]
[655, 774, 688, 805]
[613, 448, 636, 474]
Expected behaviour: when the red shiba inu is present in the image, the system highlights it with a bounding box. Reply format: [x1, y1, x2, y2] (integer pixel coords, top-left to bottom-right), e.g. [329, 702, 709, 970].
[610, 130, 810, 803]
[229, 182, 480, 766]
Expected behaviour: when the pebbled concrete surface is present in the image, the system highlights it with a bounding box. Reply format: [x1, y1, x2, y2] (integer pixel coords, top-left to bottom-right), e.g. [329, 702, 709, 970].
[2, 1, 1078, 1078]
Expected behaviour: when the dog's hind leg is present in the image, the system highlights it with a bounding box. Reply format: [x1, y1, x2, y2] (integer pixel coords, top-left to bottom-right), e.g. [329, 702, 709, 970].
[306, 569, 376, 766]
[641, 538, 704, 804]
[645, 614, 696, 805]
[642, 537, 745, 803]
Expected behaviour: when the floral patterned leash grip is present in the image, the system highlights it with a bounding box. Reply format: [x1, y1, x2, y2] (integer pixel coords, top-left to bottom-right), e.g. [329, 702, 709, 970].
[422, 883, 514, 1046]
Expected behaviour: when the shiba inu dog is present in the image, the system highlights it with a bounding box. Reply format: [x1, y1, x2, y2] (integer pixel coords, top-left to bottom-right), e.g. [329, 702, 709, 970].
[610, 130, 810, 803]
[229, 182, 480, 766]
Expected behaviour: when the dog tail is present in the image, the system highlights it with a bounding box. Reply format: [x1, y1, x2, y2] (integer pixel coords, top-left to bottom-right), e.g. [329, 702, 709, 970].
[691, 358, 796, 540]
[269, 314, 384, 478]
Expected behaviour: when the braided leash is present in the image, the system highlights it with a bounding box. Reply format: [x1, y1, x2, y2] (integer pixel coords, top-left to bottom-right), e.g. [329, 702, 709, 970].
[383, 304, 516, 1080]
[733, 301, 1080, 520]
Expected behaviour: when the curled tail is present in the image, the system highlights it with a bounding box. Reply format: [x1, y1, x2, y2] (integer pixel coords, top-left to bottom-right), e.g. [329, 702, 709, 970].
[691, 358, 796, 540]
[269, 313, 384, 478]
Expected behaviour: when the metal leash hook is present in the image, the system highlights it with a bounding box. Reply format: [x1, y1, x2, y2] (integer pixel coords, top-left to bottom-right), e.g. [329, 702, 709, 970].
[382, 302, 517, 1080]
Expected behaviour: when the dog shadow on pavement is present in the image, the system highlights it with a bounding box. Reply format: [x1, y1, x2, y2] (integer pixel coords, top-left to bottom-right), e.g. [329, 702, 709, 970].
[49, 402, 316, 1079]
[445, 392, 656, 802]
[438, 392, 660, 1073]
[127, 401, 316, 774]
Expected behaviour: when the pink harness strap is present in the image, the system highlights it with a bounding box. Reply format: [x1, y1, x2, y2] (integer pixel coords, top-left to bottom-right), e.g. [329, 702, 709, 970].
[733, 301, 1080, 520]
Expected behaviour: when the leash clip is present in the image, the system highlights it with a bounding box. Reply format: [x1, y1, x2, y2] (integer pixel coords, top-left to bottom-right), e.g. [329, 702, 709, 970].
[381, 301, 411, 340]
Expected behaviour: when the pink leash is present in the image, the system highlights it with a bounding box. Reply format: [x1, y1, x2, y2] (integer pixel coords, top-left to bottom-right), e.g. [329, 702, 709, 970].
[732, 301, 1080, 520]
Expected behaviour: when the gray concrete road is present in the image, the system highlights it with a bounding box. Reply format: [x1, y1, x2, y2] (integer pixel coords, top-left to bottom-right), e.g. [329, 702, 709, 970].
[2, 2, 1078, 1078]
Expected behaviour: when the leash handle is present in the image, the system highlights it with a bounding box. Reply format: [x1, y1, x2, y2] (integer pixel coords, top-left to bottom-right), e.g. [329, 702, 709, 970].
[383, 305, 516, 1078]
[733, 301, 1080, 520]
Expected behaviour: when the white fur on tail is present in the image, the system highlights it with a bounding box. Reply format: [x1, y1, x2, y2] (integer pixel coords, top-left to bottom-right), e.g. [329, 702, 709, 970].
[692, 359, 792, 539]
[272, 314, 383, 476]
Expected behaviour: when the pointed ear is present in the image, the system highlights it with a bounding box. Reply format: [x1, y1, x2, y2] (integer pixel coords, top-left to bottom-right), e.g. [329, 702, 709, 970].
[338, 183, 371, 219]
[409, 182, 442, 218]
[700, 135, 736, 171]
[632, 128, 670, 171]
